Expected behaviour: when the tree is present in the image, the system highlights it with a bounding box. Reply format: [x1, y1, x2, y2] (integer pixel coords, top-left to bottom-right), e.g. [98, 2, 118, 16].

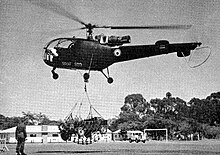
[22, 111, 51, 125]
[206, 92, 220, 100]
[0, 112, 60, 130]
[206, 92, 220, 125]
[120, 94, 150, 119]
[202, 124, 220, 139]
[188, 97, 219, 125]
[172, 97, 189, 120]
[117, 94, 151, 130]
[107, 91, 220, 140]
[0, 114, 5, 126]
[0, 115, 24, 130]
[150, 97, 176, 119]
[22, 111, 36, 125]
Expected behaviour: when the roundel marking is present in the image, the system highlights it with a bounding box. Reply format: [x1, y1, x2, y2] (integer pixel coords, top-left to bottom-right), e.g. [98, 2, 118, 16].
[114, 49, 121, 57]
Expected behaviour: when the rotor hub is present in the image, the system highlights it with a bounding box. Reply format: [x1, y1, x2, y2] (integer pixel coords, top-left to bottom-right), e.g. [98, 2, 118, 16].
[85, 23, 96, 39]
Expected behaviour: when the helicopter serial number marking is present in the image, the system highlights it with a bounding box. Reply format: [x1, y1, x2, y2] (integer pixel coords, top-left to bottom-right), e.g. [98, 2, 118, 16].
[62, 62, 72, 66]
[114, 49, 121, 57]
[74, 62, 83, 67]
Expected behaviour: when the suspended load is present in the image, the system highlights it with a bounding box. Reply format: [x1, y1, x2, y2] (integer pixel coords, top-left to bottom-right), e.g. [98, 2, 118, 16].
[58, 91, 108, 144]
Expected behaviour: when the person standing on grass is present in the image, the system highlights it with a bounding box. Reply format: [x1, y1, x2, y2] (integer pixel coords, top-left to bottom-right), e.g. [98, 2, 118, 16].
[15, 119, 27, 155]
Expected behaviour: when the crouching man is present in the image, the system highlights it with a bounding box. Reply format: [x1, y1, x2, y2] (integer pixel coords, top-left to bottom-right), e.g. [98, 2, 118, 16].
[15, 119, 27, 155]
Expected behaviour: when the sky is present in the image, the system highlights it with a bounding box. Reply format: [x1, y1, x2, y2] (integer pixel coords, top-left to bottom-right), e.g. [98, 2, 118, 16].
[0, 0, 220, 120]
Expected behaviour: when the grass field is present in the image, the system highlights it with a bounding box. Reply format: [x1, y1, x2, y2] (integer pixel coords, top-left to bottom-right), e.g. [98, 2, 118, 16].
[2, 140, 220, 155]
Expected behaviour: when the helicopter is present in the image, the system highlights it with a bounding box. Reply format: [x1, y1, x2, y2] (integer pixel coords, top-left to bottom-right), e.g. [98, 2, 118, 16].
[34, 1, 203, 84]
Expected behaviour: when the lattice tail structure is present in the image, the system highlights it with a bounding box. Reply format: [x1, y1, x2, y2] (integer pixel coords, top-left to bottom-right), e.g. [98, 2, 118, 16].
[0, 139, 9, 152]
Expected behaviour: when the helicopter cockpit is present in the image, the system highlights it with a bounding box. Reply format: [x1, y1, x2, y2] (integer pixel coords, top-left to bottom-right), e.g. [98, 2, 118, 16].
[43, 38, 76, 63]
[44, 38, 76, 50]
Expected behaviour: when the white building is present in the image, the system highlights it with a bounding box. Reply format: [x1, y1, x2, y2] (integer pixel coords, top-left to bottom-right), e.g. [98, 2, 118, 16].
[0, 125, 113, 144]
[0, 125, 65, 143]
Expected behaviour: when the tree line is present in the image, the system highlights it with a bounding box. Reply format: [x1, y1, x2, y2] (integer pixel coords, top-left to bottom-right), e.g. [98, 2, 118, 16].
[0, 112, 61, 130]
[109, 92, 220, 139]
[1, 92, 220, 139]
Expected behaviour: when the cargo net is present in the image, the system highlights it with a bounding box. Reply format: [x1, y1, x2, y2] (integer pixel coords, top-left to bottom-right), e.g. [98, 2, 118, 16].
[58, 84, 108, 145]
[182, 46, 211, 68]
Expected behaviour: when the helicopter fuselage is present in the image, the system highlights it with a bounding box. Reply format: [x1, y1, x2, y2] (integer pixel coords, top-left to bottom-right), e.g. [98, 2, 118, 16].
[43, 37, 201, 83]
[43, 37, 201, 71]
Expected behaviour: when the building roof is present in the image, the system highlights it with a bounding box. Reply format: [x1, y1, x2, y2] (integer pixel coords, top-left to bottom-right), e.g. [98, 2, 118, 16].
[112, 129, 121, 133]
[0, 127, 17, 133]
[106, 129, 112, 133]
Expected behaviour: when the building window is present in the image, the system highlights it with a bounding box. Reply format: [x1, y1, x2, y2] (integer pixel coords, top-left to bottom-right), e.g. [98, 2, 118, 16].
[30, 134, 36, 137]
[52, 134, 58, 137]
[41, 125, 48, 131]
[42, 133, 48, 136]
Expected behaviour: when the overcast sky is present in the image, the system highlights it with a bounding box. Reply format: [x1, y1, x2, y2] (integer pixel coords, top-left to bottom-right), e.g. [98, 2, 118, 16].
[1, 0, 220, 120]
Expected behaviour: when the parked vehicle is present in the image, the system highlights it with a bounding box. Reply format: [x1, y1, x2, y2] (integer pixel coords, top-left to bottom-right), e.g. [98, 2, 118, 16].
[127, 131, 147, 143]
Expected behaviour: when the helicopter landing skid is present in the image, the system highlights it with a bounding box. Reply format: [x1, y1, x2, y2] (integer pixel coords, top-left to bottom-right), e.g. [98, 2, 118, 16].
[100, 68, 113, 84]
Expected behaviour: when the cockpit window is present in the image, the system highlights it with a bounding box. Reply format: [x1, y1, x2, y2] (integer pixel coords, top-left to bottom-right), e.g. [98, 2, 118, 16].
[45, 38, 76, 49]
[56, 39, 74, 48]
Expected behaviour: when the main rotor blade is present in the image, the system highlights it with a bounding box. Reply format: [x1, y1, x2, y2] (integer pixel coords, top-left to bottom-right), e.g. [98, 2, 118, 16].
[99, 25, 192, 30]
[24, 0, 87, 26]
[41, 28, 83, 36]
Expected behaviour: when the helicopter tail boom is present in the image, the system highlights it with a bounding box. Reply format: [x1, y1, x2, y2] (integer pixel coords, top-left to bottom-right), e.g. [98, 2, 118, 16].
[113, 41, 202, 63]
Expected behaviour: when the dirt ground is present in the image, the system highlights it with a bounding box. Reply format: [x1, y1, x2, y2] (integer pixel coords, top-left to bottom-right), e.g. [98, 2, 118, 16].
[2, 140, 220, 155]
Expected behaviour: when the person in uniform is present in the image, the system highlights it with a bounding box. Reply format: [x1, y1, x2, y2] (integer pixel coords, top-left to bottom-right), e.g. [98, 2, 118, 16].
[15, 119, 27, 155]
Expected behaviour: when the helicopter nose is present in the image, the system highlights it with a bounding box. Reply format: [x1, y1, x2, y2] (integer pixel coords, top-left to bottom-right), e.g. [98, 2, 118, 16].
[43, 48, 58, 62]
[49, 48, 59, 56]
